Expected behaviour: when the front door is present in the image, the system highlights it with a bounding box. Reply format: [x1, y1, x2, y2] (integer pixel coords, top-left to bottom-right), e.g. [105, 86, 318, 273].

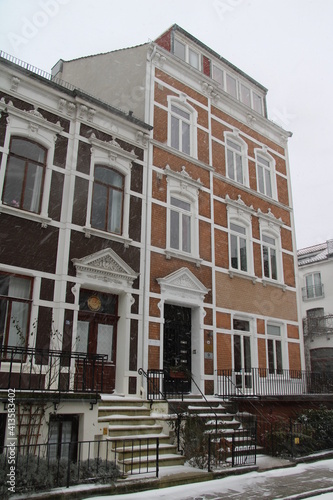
[76, 290, 118, 393]
[163, 304, 191, 394]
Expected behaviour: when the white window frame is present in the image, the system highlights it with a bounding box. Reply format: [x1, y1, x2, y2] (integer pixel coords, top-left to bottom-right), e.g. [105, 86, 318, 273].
[173, 37, 201, 70]
[259, 216, 283, 285]
[227, 213, 253, 277]
[266, 323, 283, 374]
[84, 136, 136, 246]
[0, 103, 62, 227]
[304, 272, 323, 300]
[226, 198, 255, 278]
[224, 132, 248, 186]
[165, 165, 201, 265]
[168, 97, 197, 159]
[255, 148, 276, 199]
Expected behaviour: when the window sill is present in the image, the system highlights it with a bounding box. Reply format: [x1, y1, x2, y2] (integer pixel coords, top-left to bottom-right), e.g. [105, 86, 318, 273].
[262, 278, 286, 291]
[165, 249, 202, 268]
[83, 226, 132, 248]
[302, 294, 325, 302]
[228, 269, 257, 283]
[0, 204, 51, 227]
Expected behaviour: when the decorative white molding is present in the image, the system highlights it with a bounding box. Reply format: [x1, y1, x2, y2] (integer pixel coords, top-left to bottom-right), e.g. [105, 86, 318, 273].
[257, 207, 284, 227]
[6, 101, 63, 138]
[10, 76, 20, 92]
[136, 130, 150, 146]
[225, 194, 255, 222]
[72, 248, 138, 287]
[164, 164, 202, 191]
[89, 133, 137, 163]
[157, 267, 209, 303]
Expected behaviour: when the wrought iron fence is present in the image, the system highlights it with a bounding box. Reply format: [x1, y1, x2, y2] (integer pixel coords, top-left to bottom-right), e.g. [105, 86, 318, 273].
[0, 346, 107, 396]
[0, 436, 160, 497]
[216, 368, 333, 398]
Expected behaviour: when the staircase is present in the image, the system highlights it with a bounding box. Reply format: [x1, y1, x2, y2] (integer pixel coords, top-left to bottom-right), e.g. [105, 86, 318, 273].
[98, 398, 185, 474]
[185, 400, 257, 464]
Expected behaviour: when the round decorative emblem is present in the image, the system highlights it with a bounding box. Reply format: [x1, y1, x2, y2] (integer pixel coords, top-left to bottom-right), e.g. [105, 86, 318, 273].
[87, 295, 102, 312]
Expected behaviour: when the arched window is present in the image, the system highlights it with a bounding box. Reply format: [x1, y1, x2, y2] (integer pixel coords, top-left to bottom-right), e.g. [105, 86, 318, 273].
[255, 150, 276, 199]
[91, 166, 124, 234]
[168, 98, 197, 158]
[2, 137, 47, 214]
[225, 133, 248, 185]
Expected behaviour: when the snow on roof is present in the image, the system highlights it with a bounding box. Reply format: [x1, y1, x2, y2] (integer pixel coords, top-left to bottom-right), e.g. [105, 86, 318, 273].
[297, 240, 333, 266]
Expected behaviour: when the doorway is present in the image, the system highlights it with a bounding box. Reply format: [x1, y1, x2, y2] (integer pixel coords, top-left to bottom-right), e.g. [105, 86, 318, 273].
[76, 290, 118, 393]
[163, 304, 192, 393]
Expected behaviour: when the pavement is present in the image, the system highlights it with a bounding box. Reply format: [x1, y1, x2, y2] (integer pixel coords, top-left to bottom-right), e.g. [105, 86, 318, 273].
[11, 450, 333, 500]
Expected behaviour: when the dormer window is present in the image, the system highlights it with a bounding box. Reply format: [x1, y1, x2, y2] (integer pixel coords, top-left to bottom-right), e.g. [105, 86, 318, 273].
[173, 38, 200, 70]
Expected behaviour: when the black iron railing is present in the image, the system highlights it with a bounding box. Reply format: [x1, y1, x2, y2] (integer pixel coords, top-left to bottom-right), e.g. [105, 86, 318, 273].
[0, 346, 107, 396]
[216, 368, 333, 398]
[303, 314, 333, 336]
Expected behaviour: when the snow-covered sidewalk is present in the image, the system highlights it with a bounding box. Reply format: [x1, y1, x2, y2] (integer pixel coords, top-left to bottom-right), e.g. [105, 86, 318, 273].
[89, 458, 333, 500]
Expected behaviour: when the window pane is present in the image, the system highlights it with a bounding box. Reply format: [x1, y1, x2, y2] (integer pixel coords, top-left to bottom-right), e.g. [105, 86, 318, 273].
[2, 157, 25, 208]
[243, 336, 251, 372]
[189, 49, 199, 69]
[258, 156, 270, 168]
[240, 237, 247, 271]
[271, 248, 277, 280]
[233, 319, 250, 331]
[108, 188, 122, 234]
[76, 321, 89, 353]
[91, 183, 107, 230]
[230, 234, 238, 269]
[171, 115, 179, 150]
[263, 246, 270, 278]
[171, 105, 190, 120]
[227, 139, 241, 152]
[11, 138, 46, 163]
[60, 421, 72, 460]
[174, 39, 185, 60]
[95, 166, 123, 187]
[212, 65, 223, 86]
[170, 210, 179, 249]
[240, 84, 251, 107]
[276, 340, 283, 374]
[236, 153, 243, 183]
[182, 213, 191, 253]
[262, 234, 275, 245]
[23, 163, 43, 213]
[171, 197, 191, 211]
[265, 168, 272, 197]
[182, 121, 190, 155]
[230, 223, 246, 235]
[234, 335, 241, 371]
[97, 324, 113, 361]
[226, 74, 237, 97]
[258, 165, 265, 194]
[227, 149, 235, 180]
[267, 324, 281, 336]
[7, 301, 29, 348]
[268, 339, 274, 373]
[253, 93, 263, 114]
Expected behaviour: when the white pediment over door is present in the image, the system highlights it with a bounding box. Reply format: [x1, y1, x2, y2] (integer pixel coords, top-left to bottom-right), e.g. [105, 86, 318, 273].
[72, 248, 138, 288]
[157, 267, 209, 304]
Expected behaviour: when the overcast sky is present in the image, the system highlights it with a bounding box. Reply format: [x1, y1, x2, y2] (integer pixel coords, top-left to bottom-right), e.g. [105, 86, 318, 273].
[0, 0, 332, 250]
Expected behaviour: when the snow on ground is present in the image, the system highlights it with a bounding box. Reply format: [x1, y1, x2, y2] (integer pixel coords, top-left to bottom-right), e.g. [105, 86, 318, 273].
[88, 458, 333, 500]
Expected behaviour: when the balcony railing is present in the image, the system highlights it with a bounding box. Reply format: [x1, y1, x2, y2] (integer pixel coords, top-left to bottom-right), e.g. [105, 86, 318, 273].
[0, 346, 107, 396]
[302, 284, 324, 300]
[303, 314, 333, 336]
[216, 368, 333, 398]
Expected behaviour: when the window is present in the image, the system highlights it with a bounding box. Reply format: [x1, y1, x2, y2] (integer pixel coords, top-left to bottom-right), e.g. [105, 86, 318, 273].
[91, 166, 124, 234]
[230, 222, 248, 272]
[212, 65, 224, 87]
[0, 273, 32, 351]
[304, 273, 323, 299]
[262, 234, 277, 280]
[170, 105, 191, 155]
[233, 318, 252, 389]
[257, 154, 273, 198]
[226, 137, 246, 184]
[48, 415, 78, 462]
[253, 93, 263, 114]
[267, 324, 282, 374]
[173, 38, 200, 70]
[226, 74, 237, 98]
[170, 196, 191, 253]
[240, 83, 251, 107]
[2, 137, 47, 214]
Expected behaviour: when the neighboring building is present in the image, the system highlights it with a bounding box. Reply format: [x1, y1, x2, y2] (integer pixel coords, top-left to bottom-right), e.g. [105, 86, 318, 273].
[0, 24, 313, 472]
[297, 240, 333, 373]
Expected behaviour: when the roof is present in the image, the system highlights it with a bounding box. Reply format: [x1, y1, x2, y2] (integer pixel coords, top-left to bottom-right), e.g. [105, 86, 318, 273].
[159, 24, 268, 92]
[297, 240, 333, 266]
